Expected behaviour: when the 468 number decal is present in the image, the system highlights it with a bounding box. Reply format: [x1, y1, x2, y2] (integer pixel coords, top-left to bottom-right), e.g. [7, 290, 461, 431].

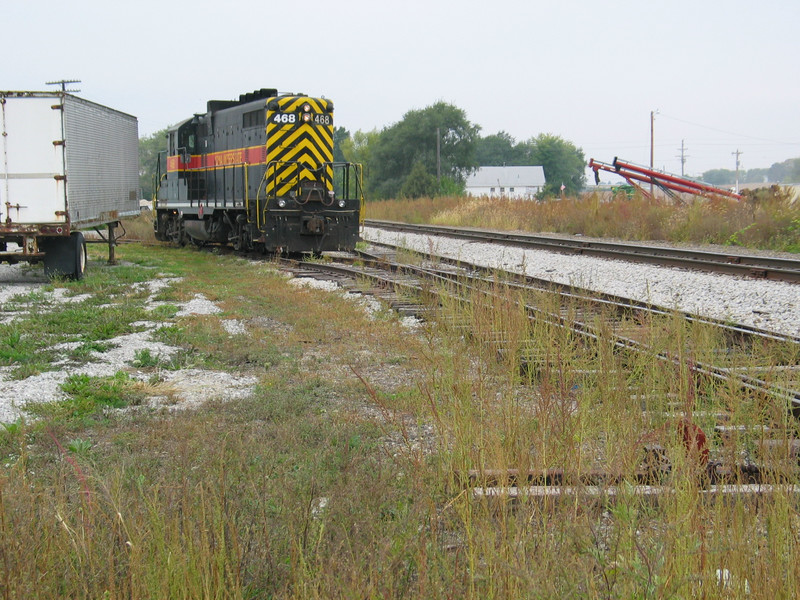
[272, 112, 332, 125]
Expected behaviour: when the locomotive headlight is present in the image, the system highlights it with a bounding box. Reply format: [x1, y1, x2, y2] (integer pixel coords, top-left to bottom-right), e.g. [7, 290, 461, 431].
[277, 198, 287, 208]
[303, 103, 311, 112]
[303, 113, 312, 122]
[338, 199, 346, 208]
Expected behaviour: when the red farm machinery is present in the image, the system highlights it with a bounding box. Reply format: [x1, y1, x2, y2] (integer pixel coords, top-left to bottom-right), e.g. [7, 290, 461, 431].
[589, 157, 742, 201]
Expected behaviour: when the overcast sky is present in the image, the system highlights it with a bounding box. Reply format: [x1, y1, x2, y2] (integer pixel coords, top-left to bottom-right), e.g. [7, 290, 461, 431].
[5, 0, 799, 179]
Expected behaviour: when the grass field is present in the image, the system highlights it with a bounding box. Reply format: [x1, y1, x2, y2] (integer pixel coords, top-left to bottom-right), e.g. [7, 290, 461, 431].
[0, 211, 798, 597]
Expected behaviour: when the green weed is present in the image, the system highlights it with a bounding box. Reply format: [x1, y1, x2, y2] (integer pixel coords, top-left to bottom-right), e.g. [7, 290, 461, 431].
[66, 437, 93, 456]
[131, 348, 162, 368]
[0, 327, 35, 365]
[28, 372, 144, 421]
[150, 303, 180, 319]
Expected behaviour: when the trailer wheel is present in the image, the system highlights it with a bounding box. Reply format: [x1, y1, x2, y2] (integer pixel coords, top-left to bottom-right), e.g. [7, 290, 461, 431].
[71, 232, 87, 280]
[42, 232, 87, 280]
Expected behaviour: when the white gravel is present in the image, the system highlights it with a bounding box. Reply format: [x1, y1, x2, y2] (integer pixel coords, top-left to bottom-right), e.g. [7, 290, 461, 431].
[176, 294, 223, 316]
[0, 264, 259, 424]
[363, 227, 800, 338]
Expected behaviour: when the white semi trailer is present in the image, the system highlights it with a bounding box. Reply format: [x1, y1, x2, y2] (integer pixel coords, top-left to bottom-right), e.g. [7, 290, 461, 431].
[0, 91, 139, 279]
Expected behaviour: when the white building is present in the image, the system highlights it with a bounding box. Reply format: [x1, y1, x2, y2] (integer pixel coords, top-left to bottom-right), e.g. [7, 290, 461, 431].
[465, 166, 546, 199]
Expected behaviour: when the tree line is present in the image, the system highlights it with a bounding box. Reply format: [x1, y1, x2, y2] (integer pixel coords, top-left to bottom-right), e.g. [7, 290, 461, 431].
[139, 101, 586, 201]
[701, 158, 800, 186]
[335, 101, 586, 199]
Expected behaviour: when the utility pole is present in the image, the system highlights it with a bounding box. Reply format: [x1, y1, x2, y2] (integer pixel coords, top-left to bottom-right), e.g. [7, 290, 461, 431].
[732, 149, 743, 194]
[676, 140, 689, 176]
[649, 110, 658, 197]
[46, 79, 81, 93]
[436, 128, 441, 188]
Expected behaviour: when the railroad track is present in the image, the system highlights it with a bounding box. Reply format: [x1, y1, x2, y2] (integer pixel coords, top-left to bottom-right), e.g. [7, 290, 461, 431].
[365, 219, 800, 283]
[285, 244, 800, 406]
[282, 242, 800, 497]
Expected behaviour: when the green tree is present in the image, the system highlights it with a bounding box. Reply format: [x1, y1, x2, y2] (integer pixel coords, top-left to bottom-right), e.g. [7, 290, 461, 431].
[340, 129, 378, 168]
[400, 161, 439, 198]
[139, 127, 169, 201]
[702, 169, 735, 185]
[525, 134, 586, 196]
[333, 126, 349, 163]
[768, 158, 800, 183]
[339, 129, 379, 197]
[439, 175, 465, 196]
[743, 168, 768, 184]
[475, 131, 525, 166]
[369, 102, 480, 199]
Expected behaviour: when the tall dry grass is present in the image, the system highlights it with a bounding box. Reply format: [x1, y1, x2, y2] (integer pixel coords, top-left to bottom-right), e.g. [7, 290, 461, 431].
[124, 211, 158, 243]
[366, 189, 800, 252]
[417, 273, 800, 598]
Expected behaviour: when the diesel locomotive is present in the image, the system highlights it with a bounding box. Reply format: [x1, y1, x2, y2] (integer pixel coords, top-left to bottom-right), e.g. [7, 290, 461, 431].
[153, 89, 363, 253]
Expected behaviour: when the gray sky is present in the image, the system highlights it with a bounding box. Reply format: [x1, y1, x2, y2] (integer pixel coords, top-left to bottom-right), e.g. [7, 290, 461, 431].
[5, 0, 799, 178]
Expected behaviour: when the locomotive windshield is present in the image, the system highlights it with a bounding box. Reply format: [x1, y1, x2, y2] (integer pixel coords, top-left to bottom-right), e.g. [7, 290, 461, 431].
[178, 124, 196, 154]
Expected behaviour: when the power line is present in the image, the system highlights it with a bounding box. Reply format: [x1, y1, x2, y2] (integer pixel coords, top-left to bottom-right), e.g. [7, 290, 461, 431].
[660, 112, 797, 145]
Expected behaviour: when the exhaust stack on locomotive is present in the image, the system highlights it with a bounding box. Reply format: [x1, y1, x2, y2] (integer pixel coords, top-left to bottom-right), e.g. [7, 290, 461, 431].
[153, 89, 363, 254]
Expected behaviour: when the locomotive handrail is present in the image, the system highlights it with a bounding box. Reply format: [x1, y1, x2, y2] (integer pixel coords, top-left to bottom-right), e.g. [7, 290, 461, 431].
[265, 159, 303, 201]
[254, 173, 267, 229]
[153, 173, 167, 204]
[153, 150, 168, 203]
[181, 162, 248, 210]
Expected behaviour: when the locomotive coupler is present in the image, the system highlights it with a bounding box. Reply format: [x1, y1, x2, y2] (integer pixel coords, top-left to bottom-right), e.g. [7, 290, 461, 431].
[302, 215, 326, 235]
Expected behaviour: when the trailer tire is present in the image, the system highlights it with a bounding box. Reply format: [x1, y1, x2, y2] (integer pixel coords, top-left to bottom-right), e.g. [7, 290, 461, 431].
[71, 232, 87, 280]
[42, 232, 87, 280]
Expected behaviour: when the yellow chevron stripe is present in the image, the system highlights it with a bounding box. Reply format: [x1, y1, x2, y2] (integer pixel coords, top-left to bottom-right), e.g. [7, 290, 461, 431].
[274, 96, 330, 114]
[267, 135, 332, 164]
[267, 135, 332, 169]
[275, 122, 330, 149]
[271, 137, 328, 165]
[264, 95, 333, 196]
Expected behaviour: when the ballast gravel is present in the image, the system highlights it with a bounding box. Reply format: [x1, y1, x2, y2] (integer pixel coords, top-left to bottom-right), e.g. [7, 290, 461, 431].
[363, 227, 800, 338]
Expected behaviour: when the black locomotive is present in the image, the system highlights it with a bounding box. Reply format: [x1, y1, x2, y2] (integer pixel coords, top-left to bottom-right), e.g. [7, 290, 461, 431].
[153, 89, 363, 253]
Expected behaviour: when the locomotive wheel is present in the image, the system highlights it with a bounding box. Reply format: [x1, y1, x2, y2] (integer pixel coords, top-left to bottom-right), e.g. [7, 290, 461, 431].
[168, 215, 186, 246]
[154, 213, 170, 241]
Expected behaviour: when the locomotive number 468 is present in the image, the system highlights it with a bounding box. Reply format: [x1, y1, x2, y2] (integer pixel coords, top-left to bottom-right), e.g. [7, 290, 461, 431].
[271, 113, 331, 125]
